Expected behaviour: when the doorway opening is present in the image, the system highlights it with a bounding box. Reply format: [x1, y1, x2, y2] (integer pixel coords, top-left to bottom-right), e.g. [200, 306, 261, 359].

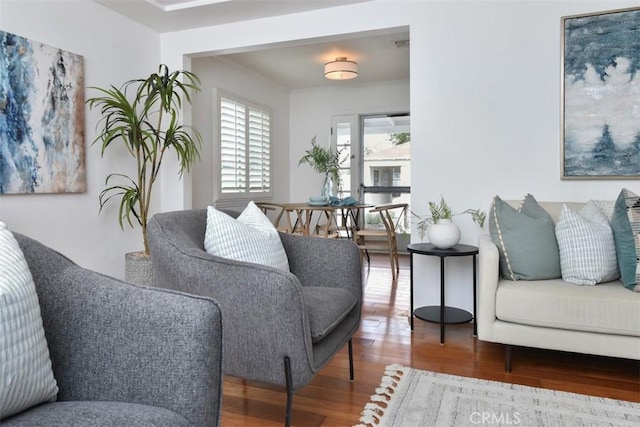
[334, 112, 411, 248]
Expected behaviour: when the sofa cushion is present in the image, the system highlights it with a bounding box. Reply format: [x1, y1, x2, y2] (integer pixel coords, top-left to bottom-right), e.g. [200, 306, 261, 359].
[204, 201, 289, 271]
[495, 278, 640, 336]
[611, 188, 640, 292]
[2, 401, 191, 426]
[0, 223, 58, 419]
[555, 202, 619, 285]
[302, 286, 357, 342]
[489, 194, 561, 280]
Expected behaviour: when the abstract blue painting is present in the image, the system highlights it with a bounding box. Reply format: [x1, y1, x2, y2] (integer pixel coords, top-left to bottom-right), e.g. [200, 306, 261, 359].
[562, 7, 640, 179]
[0, 31, 85, 194]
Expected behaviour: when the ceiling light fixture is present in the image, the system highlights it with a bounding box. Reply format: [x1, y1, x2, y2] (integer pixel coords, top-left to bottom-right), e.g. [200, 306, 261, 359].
[324, 57, 358, 80]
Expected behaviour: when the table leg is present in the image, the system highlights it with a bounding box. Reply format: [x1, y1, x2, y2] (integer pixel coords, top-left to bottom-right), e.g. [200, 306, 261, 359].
[473, 253, 477, 337]
[303, 209, 312, 236]
[346, 207, 359, 241]
[284, 209, 295, 233]
[410, 252, 414, 331]
[440, 256, 445, 344]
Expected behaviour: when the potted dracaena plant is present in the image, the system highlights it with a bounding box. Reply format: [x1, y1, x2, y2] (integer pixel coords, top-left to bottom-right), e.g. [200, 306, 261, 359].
[87, 64, 202, 285]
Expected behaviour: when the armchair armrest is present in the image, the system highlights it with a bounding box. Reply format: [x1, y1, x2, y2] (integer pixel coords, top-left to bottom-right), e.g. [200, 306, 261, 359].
[279, 232, 362, 300]
[477, 234, 500, 341]
[25, 240, 222, 427]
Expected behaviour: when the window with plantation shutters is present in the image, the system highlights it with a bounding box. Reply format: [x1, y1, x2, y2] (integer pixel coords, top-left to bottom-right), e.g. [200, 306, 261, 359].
[216, 91, 271, 198]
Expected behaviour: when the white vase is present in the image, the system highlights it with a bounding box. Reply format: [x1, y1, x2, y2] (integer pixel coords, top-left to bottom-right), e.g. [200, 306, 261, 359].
[427, 219, 461, 249]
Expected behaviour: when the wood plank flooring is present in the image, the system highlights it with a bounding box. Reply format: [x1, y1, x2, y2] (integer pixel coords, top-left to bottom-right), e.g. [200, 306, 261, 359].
[220, 254, 640, 426]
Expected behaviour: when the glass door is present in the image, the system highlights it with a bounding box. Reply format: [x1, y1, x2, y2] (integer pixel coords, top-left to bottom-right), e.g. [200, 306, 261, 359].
[360, 113, 411, 241]
[332, 115, 357, 198]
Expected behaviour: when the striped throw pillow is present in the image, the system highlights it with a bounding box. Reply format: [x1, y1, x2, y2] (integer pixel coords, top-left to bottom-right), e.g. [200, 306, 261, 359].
[204, 201, 290, 271]
[555, 202, 619, 285]
[0, 223, 58, 419]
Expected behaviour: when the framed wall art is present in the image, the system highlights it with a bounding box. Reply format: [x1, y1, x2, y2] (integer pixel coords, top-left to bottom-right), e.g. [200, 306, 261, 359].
[0, 30, 85, 194]
[562, 7, 640, 179]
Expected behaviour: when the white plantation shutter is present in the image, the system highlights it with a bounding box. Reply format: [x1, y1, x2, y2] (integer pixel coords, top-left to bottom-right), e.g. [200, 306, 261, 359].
[220, 97, 246, 193]
[248, 107, 270, 192]
[218, 93, 271, 196]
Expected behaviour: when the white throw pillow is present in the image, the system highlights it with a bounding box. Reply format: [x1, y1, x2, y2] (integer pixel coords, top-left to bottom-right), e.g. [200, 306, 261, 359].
[555, 202, 619, 286]
[590, 199, 615, 221]
[204, 202, 290, 271]
[0, 222, 58, 419]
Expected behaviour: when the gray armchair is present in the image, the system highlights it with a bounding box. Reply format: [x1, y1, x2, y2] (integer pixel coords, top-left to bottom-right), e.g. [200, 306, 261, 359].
[2, 233, 223, 427]
[147, 208, 362, 426]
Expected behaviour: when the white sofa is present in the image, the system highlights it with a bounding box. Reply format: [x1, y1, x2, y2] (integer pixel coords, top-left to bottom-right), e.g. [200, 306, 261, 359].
[477, 201, 640, 371]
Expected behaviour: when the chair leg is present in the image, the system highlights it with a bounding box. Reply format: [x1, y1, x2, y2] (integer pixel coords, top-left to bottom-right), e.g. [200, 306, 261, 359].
[348, 338, 355, 382]
[388, 251, 396, 281]
[284, 356, 293, 427]
[393, 244, 400, 276]
[504, 345, 512, 373]
[360, 249, 371, 273]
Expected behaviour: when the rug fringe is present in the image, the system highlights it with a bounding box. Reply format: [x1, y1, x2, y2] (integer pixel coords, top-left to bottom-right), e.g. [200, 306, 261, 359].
[354, 364, 407, 427]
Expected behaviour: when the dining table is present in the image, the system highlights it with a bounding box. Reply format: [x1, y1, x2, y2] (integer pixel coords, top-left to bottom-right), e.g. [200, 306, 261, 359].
[274, 202, 373, 239]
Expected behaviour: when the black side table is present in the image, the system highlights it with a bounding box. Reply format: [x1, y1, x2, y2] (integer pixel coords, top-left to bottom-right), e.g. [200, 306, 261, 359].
[408, 243, 479, 344]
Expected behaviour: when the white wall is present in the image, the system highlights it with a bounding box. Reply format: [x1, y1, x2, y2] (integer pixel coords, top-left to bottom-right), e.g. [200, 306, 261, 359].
[190, 56, 291, 210]
[0, 0, 160, 278]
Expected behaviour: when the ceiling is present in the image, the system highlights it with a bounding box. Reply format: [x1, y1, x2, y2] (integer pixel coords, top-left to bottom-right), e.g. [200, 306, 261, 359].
[94, 0, 409, 89]
[95, 0, 372, 33]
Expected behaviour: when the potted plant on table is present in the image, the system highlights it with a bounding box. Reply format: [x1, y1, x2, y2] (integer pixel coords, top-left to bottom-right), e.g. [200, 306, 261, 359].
[298, 136, 345, 200]
[87, 64, 202, 285]
[415, 196, 485, 249]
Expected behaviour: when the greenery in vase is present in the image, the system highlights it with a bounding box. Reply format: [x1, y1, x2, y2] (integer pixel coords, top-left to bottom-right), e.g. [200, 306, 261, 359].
[298, 136, 345, 188]
[414, 196, 486, 239]
[87, 64, 203, 256]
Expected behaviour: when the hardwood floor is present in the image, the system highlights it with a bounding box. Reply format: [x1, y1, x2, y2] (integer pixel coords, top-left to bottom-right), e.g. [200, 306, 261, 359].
[220, 254, 640, 426]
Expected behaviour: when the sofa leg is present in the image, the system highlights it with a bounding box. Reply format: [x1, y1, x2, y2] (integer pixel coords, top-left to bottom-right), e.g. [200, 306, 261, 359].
[348, 338, 355, 382]
[504, 345, 512, 373]
[284, 356, 293, 427]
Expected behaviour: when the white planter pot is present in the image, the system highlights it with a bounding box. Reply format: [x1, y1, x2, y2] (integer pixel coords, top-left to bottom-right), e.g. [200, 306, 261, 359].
[427, 219, 461, 249]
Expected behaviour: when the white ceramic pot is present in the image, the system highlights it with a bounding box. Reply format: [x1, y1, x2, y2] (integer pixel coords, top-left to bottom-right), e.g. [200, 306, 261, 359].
[427, 219, 461, 249]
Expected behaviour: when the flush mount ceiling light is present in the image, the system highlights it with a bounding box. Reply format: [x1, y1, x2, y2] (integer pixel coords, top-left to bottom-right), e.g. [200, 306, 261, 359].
[324, 57, 358, 80]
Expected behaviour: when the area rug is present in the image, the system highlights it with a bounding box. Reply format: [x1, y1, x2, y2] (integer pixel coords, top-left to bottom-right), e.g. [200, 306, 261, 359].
[355, 364, 640, 427]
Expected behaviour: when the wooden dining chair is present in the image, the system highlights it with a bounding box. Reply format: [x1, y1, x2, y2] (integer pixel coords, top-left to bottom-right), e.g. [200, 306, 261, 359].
[254, 202, 288, 232]
[355, 203, 408, 281]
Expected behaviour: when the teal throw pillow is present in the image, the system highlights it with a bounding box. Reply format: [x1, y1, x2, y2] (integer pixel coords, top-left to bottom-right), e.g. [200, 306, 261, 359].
[489, 194, 561, 280]
[611, 188, 640, 292]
